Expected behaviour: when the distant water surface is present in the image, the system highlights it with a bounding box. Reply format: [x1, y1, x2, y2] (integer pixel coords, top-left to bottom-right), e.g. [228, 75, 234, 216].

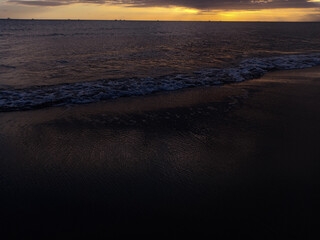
[0, 20, 320, 110]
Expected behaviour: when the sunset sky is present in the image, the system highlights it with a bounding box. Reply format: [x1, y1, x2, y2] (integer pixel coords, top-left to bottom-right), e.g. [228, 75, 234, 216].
[0, 0, 319, 21]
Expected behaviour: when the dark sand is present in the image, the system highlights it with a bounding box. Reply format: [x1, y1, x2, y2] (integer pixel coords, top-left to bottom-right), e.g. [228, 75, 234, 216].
[0, 66, 320, 238]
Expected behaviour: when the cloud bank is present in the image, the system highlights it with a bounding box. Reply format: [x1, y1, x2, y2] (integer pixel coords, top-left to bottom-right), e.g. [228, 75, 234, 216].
[7, 0, 320, 10]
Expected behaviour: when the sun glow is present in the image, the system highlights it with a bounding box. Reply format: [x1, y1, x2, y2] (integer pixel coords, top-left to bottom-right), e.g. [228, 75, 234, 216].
[215, 8, 320, 21]
[0, 2, 319, 21]
[172, 7, 199, 14]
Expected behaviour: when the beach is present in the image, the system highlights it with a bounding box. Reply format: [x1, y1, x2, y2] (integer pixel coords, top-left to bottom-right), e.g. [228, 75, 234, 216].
[0, 66, 319, 238]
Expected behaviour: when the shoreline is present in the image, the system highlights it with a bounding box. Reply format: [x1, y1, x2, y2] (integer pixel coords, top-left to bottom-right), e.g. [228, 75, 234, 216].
[0, 66, 320, 237]
[1, 53, 320, 112]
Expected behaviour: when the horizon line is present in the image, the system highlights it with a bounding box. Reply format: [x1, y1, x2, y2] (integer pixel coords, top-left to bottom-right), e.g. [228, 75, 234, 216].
[1, 18, 320, 23]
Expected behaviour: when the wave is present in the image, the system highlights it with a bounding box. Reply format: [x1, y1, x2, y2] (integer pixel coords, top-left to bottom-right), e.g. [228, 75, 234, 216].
[1, 54, 320, 112]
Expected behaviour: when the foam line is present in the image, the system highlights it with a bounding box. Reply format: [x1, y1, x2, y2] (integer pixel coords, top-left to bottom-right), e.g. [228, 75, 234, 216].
[1, 54, 320, 112]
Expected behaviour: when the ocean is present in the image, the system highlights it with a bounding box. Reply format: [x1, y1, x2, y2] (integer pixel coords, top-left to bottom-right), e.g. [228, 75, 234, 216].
[1, 20, 320, 111]
[1, 20, 320, 238]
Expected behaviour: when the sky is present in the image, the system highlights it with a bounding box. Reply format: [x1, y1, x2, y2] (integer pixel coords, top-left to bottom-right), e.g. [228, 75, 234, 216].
[0, 0, 319, 21]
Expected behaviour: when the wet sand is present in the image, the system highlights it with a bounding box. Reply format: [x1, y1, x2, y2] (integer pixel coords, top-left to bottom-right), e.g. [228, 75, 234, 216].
[1, 66, 320, 238]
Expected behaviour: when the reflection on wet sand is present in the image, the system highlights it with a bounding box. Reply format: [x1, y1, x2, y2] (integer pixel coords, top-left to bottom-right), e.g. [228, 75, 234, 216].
[0, 67, 320, 237]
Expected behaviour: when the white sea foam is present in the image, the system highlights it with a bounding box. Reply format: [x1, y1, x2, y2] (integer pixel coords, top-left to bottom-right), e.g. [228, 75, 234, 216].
[1, 54, 320, 111]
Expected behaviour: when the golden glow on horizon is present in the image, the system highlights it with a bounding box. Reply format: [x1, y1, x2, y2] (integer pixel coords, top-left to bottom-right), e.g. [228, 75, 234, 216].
[215, 8, 320, 21]
[0, 2, 319, 21]
[172, 7, 199, 14]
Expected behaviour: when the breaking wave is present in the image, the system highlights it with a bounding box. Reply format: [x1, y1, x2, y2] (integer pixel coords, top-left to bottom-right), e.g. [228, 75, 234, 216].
[1, 54, 320, 112]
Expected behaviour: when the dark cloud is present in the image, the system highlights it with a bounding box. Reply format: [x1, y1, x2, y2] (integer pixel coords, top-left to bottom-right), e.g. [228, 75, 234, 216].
[7, 0, 320, 10]
[7, 0, 104, 6]
[8, 0, 70, 6]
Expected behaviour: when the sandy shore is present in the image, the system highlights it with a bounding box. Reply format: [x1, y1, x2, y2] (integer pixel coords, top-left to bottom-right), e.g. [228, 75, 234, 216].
[1, 66, 320, 238]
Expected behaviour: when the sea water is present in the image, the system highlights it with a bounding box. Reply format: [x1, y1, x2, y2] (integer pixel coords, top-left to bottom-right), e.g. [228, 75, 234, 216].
[1, 20, 320, 111]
